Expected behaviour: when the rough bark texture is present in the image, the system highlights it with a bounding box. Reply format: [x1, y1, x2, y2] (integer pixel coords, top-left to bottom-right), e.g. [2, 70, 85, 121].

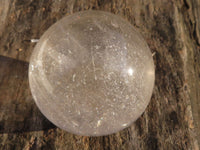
[0, 0, 199, 150]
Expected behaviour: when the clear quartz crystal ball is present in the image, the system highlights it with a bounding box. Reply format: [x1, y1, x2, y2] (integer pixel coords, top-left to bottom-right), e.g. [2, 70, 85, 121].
[29, 10, 155, 136]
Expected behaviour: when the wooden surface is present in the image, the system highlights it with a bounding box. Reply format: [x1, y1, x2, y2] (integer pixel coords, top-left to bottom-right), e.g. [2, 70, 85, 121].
[0, 0, 200, 149]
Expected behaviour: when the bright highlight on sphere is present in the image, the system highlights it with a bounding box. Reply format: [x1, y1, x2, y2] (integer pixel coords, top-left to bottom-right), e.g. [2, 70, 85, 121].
[29, 10, 155, 136]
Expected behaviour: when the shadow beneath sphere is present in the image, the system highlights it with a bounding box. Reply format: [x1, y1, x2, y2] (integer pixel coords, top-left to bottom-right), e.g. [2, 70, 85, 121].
[0, 56, 56, 133]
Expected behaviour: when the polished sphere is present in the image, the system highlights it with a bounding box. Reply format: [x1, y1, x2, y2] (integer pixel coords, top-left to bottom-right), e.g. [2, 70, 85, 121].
[29, 10, 155, 136]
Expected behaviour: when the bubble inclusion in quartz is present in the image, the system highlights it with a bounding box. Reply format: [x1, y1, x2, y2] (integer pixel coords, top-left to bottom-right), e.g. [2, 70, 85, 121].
[29, 10, 155, 136]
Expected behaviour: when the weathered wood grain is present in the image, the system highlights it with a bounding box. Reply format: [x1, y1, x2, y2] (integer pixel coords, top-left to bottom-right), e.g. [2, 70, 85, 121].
[0, 0, 199, 149]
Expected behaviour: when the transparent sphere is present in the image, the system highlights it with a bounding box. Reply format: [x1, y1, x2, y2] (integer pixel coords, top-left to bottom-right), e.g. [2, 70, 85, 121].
[29, 10, 155, 136]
